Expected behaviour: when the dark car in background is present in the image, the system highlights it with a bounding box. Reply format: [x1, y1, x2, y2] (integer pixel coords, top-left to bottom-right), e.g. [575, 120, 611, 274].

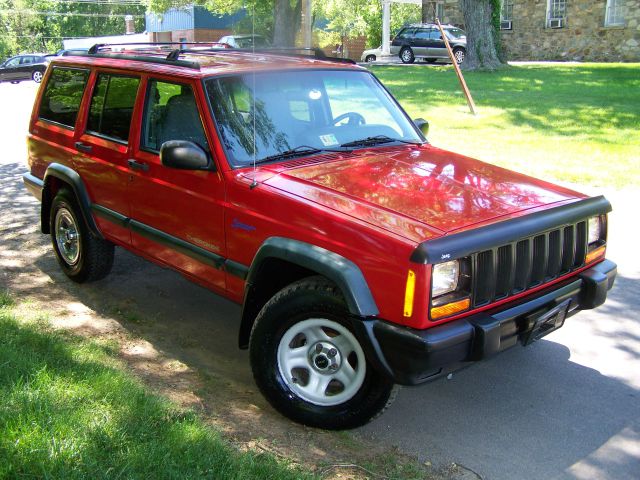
[0, 54, 49, 83]
[392, 24, 466, 64]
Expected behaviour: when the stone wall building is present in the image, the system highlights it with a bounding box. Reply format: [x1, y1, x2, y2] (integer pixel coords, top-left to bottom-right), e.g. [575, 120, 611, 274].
[433, 0, 639, 61]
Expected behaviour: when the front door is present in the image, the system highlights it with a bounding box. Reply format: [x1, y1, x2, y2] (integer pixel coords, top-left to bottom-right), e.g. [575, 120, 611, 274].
[127, 77, 227, 292]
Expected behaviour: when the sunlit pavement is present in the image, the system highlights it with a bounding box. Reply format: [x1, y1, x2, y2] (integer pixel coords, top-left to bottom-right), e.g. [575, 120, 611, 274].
[2, 79, 638, 480]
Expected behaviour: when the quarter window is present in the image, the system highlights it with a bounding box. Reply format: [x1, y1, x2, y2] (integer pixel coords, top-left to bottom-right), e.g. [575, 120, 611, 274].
[605, 0, 625, 26]
[141, 80, 209, 152]
[38, 68, 89, 129]
[87, 74, 140, 143]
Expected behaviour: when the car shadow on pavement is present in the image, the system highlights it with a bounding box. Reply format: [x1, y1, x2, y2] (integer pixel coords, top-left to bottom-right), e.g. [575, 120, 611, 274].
[2, 162, 639, 479]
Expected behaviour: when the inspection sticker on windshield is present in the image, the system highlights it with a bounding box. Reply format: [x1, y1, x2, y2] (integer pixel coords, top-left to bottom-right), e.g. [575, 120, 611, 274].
[319, 134, 339, 146]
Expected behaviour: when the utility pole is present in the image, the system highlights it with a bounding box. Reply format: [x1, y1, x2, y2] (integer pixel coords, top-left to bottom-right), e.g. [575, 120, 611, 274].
[302, 0, 312, 48]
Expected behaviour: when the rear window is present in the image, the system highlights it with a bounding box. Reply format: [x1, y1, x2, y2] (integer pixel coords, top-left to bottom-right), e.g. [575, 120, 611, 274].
[87, 73, 140, 143]
[38, 67, 89, 129]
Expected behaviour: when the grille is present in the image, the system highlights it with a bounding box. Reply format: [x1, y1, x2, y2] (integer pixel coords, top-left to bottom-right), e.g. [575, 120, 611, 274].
[470, 220, 588, 308]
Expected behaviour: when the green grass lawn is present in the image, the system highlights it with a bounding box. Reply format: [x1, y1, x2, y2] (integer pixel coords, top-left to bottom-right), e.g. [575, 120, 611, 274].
[0, 292, 310, 480]
[372, 63, 640, 189]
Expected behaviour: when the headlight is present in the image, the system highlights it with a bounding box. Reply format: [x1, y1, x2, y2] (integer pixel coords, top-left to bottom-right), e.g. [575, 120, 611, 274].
[588, 216, 601, 244]
[432, 260, 459, 297]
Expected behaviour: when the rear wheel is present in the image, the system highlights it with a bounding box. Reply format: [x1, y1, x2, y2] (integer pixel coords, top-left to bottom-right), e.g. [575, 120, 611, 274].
[365, 54, 376, 63]
[400, 47, 415, 64]
[32, 70, 43, 83]
[50, 189, 114, 283]
[249, 277, 396, 430]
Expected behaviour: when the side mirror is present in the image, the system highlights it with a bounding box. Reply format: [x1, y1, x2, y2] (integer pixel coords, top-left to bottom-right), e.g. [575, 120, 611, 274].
[160, 140, 214, 171]
[413, 118, 429, 137]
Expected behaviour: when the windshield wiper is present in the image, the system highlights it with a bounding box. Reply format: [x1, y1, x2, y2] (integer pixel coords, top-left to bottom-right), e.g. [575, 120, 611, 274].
[340, 135, 422, 149]
[253, 145, 348, 165]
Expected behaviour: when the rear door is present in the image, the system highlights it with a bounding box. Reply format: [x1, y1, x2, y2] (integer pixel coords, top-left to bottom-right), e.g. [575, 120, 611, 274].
[427, 29, 448, 58]
[126, 76, 227, 292]
[411, 28, 431, 57]
[73, 70, 141, 245]
[17, 56, 35, 80]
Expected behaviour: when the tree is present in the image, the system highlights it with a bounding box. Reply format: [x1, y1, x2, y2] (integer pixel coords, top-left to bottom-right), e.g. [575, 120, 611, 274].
[458, 0, 504, 70]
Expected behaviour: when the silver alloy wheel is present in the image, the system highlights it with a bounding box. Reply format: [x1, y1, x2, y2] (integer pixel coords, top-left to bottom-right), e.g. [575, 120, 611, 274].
[32, 71, 43, 83]
[54, 207, 80, 265]
[277, 318, 366, 406]
[401, 49, 413, 62]
[454, 49, 465, 64]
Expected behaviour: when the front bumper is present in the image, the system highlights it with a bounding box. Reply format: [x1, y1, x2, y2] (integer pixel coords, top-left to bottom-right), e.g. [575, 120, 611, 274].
[354, 259, 617, 386]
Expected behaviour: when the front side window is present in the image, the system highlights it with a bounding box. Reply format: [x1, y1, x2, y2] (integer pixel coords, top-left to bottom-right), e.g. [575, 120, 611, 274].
[205, 70, 422, 167]
[547, 0, 566, 27]
[4, 57, 21, 68]
[605, 0, 625, 26]
[87, 74, 140, 142]
[141, 80, 209, 152]
[38, 67, 89, 128]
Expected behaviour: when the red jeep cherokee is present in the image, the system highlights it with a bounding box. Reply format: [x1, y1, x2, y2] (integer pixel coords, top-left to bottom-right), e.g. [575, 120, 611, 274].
[23, 46, 616, 429]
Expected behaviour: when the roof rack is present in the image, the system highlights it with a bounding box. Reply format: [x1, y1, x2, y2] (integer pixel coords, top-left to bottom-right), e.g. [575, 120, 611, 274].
[81, 42, 356, 70]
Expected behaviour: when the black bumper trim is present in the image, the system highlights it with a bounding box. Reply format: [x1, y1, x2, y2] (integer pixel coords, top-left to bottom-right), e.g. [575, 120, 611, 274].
[360, 259, 617, 386]
[23, 172, 44, 202]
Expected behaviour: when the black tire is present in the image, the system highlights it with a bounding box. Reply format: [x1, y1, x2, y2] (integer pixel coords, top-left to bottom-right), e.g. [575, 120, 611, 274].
[249, 276, 396, 430]
[399, 47, 415, 64]
[453, 47, 465, 64]
[32, 70, 43, 83]
[365, 54, 376, 63]
[50, 189, 114, 283]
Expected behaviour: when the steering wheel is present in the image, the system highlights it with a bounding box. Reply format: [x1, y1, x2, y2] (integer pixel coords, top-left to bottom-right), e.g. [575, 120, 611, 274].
[333, 112, 366, 126]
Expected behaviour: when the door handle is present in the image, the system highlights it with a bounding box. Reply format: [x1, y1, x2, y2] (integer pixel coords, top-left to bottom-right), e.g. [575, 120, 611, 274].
[128, 159, 149, 172]
[74, 141, 92, 153]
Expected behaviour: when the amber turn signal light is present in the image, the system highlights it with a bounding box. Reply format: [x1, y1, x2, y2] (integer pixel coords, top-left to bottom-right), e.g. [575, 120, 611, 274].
[585, 245, 606, 264]
[430, 298, 470, 320]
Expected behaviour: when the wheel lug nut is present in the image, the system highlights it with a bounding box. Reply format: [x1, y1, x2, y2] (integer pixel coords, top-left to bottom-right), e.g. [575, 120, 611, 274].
[328, 348, 337, 358]
[315, 344, 323, 353]
[329, 363, 338, 371]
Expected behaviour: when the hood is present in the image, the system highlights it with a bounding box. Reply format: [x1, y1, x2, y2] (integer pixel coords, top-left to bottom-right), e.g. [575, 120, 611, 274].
[261, 145, 585, 243]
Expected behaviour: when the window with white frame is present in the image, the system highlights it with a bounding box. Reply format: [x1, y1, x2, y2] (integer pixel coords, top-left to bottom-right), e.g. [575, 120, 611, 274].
[501, 0, 514, 30]
[547, 0, 566, 28]
[605, 0, 625, 26]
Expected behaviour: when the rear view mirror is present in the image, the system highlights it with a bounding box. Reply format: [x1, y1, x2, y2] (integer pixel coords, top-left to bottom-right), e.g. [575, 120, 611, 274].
[413, 118, 429, 137]
[160, 140, 213, 171]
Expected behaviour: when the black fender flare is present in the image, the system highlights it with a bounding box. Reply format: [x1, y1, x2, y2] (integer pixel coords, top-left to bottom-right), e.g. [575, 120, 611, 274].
[238, 237, 379, 348]
[42, 163, 103, 239]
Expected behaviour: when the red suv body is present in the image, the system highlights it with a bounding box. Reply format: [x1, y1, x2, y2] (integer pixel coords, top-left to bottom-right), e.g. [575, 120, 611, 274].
[23, 47, 616, 429]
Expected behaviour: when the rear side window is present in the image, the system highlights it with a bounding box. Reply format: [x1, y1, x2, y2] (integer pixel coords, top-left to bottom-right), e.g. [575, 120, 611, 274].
[87, 73, 140, 143]
[38, 68, 89, 129]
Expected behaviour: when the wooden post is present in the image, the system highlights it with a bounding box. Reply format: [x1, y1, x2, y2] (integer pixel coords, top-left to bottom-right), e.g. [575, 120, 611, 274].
[435, 18, 477, 116]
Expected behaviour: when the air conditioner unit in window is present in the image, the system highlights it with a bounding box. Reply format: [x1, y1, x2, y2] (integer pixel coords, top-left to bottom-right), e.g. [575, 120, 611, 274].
[548, 18, 564, 28]
[500, 20, 512, 30]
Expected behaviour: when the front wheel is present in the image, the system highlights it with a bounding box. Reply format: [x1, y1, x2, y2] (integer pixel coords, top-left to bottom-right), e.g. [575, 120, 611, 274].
[50, 189, 114, 283]
[400, 47, 415, 64]
[453, 48, 465, 64]
[32, 70, 43, 83]
[249, 277, 396, 429]
[365, 54, 376, 63]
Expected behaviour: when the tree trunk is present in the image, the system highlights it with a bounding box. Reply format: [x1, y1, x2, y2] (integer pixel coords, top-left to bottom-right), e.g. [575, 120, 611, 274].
[421, 1, 431, 23]
[458, 0, 503, 71]
[273, 0, 301, 47]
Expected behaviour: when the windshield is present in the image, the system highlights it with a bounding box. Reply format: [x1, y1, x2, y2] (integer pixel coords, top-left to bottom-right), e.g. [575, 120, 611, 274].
[204, 70, 422, 167]
[445, 28, 466, 40]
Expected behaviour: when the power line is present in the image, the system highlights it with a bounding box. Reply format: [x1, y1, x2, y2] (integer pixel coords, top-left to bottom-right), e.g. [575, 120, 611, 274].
[0, 10, 145, 18]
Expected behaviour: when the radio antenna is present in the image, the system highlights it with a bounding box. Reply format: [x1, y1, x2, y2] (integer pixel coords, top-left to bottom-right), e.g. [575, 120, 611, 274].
[250, 2, 258, 189]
